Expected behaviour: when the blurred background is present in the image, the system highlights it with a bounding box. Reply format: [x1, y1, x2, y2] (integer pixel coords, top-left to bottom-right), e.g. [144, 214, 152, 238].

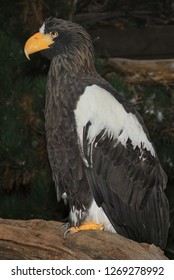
[0, 0, 173, 258]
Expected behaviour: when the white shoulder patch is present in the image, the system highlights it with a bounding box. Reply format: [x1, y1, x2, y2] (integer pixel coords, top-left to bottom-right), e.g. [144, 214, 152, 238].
[74, 84, 155, 157]
[39, 23, 45, 34]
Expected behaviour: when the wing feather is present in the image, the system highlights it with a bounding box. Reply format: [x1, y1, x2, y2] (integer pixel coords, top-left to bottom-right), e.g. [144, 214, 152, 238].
[75, 84, 169, 248]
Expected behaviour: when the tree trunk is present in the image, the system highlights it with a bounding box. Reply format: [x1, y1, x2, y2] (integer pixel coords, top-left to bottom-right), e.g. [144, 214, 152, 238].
[0, 218, 168, 260]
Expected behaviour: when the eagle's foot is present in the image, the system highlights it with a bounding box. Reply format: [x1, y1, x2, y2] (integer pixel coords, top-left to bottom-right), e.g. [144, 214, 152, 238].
[64, 221, 104, 237]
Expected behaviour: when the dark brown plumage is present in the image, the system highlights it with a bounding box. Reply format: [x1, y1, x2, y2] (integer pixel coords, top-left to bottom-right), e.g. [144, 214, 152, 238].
[24, 17, 169, 248]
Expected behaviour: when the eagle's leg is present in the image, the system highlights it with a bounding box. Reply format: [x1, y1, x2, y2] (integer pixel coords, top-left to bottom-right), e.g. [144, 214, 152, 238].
[64, 221, 104, 237]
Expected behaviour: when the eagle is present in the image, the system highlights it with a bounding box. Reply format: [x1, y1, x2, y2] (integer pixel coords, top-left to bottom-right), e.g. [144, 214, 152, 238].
[24, 17, 169, 248]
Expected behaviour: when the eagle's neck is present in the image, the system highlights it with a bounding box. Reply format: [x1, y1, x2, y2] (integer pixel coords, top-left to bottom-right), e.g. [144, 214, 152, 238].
[50, 52, 97, 76]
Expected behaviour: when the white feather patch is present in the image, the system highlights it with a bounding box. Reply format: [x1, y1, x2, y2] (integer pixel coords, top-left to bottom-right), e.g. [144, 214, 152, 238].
[74, 84, 155, 156]
[86, 199, 116, 232]
[39, 23, 45, 34]
[61, 192, 68, 204]
[70, 208, 80, 225]
[70, 207, 86, 225]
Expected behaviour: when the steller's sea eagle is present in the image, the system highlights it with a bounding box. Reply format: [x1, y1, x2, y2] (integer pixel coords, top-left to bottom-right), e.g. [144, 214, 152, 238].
[24, 17, 169, 248]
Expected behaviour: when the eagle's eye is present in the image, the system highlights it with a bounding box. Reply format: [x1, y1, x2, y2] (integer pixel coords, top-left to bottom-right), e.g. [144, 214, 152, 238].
[50, 31, 58, 38]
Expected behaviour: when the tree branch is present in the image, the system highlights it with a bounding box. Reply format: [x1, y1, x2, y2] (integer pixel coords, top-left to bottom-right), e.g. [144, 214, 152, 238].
[108, 58, 174, 84]
[0, 218, 168, 260]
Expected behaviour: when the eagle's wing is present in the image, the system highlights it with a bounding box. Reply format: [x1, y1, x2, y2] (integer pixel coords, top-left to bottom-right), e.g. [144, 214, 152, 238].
[74, 83, 169, 247]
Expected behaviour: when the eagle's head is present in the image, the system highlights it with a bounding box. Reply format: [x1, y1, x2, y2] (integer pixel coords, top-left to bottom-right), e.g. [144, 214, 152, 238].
[24, 17, 94, 72]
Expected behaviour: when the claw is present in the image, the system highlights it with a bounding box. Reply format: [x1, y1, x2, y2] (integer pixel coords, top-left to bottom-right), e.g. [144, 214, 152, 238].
[60, 222, 70, 231]
[64, 228, 72, 238]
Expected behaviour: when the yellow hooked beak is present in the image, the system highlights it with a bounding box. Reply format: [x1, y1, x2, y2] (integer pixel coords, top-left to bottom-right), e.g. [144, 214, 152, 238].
[24, 32, 54, 60]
